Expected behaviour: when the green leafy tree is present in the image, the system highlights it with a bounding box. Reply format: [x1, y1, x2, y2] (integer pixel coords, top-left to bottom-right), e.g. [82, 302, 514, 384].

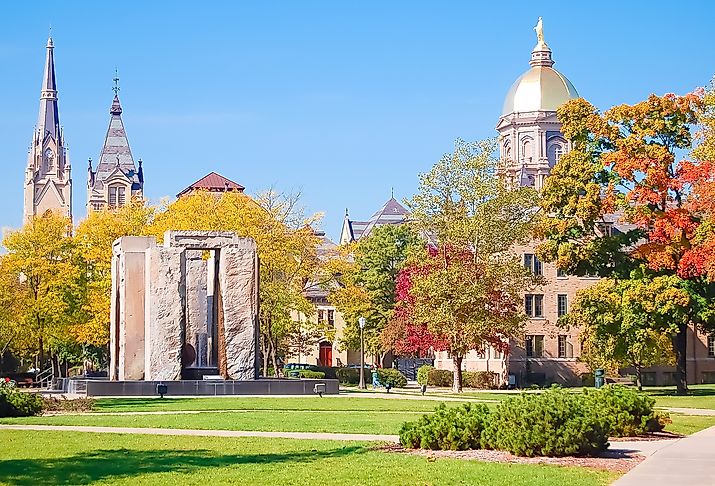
[562, 274, 675, 390]
[406, 139, 541, 392]
[330, 224, 422, 361]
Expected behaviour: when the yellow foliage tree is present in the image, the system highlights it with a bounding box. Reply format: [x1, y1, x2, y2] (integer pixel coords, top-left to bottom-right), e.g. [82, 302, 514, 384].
[2, 212, 81, 371]
[73, 202, 153, 347]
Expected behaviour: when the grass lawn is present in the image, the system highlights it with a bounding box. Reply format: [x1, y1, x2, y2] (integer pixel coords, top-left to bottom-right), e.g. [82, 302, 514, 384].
[0, 410, 420, 435]
[91, 396, 471, 413]
[0, 430, 618, 486]
[665, 414, 715, 436]
[647, 384, 715, 410]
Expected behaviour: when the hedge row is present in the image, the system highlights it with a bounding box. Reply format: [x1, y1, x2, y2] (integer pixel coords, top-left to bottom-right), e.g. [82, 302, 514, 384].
[416, 365, 497, 389]
[400, 386, 670, 457]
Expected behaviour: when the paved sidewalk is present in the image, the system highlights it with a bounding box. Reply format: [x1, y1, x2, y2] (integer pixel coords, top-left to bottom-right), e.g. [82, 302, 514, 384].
[0, 424, 399, 442]
[613, 425, 715, 486]
[663, 407, 715, 416]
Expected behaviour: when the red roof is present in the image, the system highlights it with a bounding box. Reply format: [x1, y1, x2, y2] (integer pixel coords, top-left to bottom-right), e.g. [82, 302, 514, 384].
[177, 172, 245, 197]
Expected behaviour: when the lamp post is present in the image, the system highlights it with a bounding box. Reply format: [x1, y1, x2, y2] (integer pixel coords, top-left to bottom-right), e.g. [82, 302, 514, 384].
[358, 317, 366, 389]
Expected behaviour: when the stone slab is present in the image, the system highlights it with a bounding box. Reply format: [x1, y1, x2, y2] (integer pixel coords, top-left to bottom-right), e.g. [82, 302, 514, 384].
[218, 247, 259, 380]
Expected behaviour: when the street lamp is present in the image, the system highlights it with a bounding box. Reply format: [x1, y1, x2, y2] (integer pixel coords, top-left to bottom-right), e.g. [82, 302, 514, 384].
[358, 316, 366, 389]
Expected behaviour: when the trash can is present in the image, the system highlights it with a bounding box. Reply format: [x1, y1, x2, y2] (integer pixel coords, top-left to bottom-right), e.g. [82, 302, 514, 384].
[594, 369, 605, 389]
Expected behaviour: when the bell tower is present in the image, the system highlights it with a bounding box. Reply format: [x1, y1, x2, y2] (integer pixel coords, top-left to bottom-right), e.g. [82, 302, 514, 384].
[23, 36, 72, 223]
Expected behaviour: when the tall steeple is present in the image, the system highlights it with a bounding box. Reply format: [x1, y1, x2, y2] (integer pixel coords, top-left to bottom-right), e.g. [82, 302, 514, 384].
[23, 36, 72, 223]
[87, 73, 144, 211]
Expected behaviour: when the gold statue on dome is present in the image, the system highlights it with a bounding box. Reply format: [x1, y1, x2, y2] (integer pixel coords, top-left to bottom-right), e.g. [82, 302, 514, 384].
[534, 17, 544, 44]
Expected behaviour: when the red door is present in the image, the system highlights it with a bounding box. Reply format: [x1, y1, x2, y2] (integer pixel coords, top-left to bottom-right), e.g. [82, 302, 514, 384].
[319, 342, 333, 367]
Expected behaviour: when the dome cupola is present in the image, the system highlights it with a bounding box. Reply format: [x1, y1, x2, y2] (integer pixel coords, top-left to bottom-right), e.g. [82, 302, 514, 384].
[501, 18, 578, 116]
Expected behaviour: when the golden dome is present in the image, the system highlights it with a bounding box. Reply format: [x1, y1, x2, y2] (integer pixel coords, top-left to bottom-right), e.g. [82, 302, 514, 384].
[502, 65, 579, 115]
[502, 20, 579, 116]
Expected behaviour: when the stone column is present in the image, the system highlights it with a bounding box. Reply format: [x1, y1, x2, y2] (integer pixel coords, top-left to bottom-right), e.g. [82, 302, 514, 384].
[110, 237, 155, 381]
[145, 247, 186, 381]
[218, 244, 259, 380]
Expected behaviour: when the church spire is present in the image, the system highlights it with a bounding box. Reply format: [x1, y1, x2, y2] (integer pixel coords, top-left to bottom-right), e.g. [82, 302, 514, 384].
[37, 35, 60, 141]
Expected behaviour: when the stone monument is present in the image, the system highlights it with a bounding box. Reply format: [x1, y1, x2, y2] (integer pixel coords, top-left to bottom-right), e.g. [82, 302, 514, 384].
[109, 231, 260, 382]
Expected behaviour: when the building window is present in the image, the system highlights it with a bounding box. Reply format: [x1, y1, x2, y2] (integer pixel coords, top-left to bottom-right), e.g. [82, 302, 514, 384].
[526, 335, 544, 358]
[557, 268, 567, 278]
[328, 310, 335, 327]
[317, 310, 325, 324]
[598, 222, 614, 237]
[557, 294, 568, 317]
[709, 335, 715, 358]
[525, 294, 544, 317]
[558, 335, 568, 358]
[108, 185, 126, 208]
[524, 254, 543, 276]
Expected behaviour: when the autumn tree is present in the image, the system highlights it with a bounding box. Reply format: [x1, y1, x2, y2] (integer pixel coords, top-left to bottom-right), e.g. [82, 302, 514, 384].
[538, 94, 715, 394]
[329, 224, 422, 362]
[73, 202, 153, 354]
[1, 212, 83, 375]
[405, 139, 541, 392]
[561, 275, 675, 390]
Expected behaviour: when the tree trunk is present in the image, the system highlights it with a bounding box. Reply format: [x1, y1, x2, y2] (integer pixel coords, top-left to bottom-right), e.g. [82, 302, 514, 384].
[672, 323, 688, 395]
[635, 364, 642, 391]
[452, 355, 463, 393]
[269, 337, 280, 378]
[261, 334, 269, 377]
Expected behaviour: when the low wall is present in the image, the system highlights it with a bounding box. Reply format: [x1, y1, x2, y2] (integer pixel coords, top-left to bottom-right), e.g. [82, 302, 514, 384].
[68, 378, 339, 397]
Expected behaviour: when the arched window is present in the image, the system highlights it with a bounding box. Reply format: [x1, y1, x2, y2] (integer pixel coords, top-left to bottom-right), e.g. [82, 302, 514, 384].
[521, 137, 533, 161]
[44, 148, 55, 171]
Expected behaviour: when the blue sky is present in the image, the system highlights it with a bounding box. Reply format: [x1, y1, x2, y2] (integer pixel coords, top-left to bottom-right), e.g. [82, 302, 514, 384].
[1, 1, 714, 240]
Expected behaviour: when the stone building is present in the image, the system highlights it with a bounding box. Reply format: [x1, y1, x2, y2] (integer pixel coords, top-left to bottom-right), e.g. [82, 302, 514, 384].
[23, 37, 72, 223]
[87, 83, 144, 211]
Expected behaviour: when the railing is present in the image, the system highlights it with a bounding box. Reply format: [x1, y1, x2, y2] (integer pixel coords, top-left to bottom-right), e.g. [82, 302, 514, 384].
[35, 367, 53, 388]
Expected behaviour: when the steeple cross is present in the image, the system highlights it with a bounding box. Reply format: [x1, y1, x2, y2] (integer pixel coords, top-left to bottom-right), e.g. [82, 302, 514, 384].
[113, 68, 120, 95]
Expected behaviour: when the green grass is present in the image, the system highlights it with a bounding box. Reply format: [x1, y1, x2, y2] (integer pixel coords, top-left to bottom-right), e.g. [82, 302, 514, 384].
[647, 384, 715, 410]
[0, 430, 618, 486]
[91, 396, 471, 413]
[666, 414, 715, 436]
[0, 410, 420, 435]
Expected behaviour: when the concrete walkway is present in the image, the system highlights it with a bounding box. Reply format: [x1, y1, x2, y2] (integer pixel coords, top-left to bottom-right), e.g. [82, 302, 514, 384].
[663, 407, 715, 416]
[0, 424, 399, 442]
[613, 425, 715, 486]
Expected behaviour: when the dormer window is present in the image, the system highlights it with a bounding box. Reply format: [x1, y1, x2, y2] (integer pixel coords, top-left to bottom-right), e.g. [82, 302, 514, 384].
[109, 185, 126, 208]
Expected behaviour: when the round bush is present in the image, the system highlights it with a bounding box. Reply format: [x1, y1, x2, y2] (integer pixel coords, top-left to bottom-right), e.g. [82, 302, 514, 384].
[583, 385, 670, 437]
[416, 365, 433, 385]
[400, 403, 491, 450]
[377, 368, 407, 388]
[462, 371, 498, 389]
[481, 388, 609, 457]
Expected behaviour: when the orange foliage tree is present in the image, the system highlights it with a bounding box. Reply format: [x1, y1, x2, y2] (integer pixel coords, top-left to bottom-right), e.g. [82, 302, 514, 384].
[538, 93, 715, 394]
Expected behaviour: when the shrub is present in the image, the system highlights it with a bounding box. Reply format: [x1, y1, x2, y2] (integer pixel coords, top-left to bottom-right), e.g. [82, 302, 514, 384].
[400, 403, 491, 450]
[377, 368, 407, 388]
[313, 367, 337, 379]
[0, 381, 44, 417]
[427, 368, 453, 387]
[583, 385, 670, 437]
[462, 371, 498, 389]
[295, 370, 325, 379]
[416, 365, 433, 385]
[482, 387, 609, 457]
[336, 368, 360, 384]
[42, 396, 96, 413]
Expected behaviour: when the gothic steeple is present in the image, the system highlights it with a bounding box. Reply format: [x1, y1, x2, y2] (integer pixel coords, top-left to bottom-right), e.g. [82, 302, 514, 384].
[23, 36, 72, 223]
[87, 75, 144, 211]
